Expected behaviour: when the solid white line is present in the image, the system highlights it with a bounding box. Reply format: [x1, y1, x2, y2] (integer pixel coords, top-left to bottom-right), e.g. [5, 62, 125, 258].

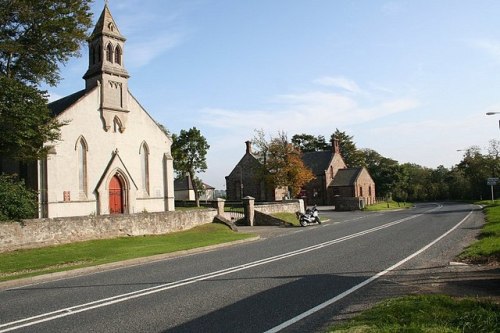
[0, 205, 442, 332]
[264, 209, 473, 333]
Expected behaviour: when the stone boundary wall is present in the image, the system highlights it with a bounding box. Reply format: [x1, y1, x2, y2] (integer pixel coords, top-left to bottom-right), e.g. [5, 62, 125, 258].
[0, 209, 217, 253]
[254, 200, 304, 215]
[333, 197, 365, 211]
[251, 200, 304, 226]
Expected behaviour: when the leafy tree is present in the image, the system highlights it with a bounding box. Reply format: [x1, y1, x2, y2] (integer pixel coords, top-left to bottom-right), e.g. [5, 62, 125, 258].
[0, 0, 92, 163]
[291, 133, 328, 152]
[330, 129, 365, 167]
[0, 0, 93, 86]
[0, 76, 63, 160]
[360, 148, 399, 198]
[0, 174, 37, 221]
[171, 127, 210, 207]
[254, 130, 314, 197]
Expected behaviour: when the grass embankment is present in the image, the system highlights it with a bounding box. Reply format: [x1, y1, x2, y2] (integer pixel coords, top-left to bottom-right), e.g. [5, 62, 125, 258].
[0, 223, 254, 282]
[329, 201, 500, 332]
[329, 295, 499, 333]
[364, 200, 413, 211]
[458, 201, 500, 264]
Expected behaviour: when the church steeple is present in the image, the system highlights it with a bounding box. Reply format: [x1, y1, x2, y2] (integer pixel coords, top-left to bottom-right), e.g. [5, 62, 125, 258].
[83, 3, 130, 132]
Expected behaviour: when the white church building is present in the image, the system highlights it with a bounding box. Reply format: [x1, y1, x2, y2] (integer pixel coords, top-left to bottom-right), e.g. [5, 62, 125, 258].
[25, 4, 175, 218]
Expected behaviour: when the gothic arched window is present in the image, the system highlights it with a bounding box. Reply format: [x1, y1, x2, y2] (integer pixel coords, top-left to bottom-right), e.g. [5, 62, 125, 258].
[76, 137, 88, 196]
[106, 43, 113, 63]
[140, 142, 150, 195]
[115, 45, 122, 65]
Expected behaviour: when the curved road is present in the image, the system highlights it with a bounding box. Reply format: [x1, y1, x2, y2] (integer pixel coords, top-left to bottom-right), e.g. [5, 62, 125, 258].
[0, 203, 483, 332]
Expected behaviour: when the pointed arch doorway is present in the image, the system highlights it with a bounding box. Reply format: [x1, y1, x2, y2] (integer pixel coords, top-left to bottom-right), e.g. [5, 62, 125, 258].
[109, 175, 124, 214]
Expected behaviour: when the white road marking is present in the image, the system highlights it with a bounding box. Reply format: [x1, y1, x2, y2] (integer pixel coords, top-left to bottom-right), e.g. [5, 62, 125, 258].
[264, 208, 473, 333]
[0, 205, 445, 332]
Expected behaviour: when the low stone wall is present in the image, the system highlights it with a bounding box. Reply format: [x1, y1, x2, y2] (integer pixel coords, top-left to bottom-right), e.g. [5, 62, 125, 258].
[0, 209, 218, 253]
[252, 200, 303, 226]
[333, 197, 365, 211]
[254, 200, 303, 215]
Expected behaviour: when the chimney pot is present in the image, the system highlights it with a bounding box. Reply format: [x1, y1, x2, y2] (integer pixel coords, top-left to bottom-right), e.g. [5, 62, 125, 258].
[245, 141, 252, 154]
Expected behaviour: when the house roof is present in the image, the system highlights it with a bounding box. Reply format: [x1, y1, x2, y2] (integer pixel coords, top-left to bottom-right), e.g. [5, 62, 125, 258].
[48, 89, 87, 116]
[174, 175, 214, 191]
[331, 168, 363, 187]
[301, 151, 336, 175]
[174, 175, 193, 191]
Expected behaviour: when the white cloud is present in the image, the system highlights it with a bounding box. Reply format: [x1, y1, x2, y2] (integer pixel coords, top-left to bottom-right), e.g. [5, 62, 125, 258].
[47, 91, 64, 102]
[200, 79, 418, 135]
[126, 33, 183, 68]
[469, 38, 500, 62]
[313, 76, 361, 93]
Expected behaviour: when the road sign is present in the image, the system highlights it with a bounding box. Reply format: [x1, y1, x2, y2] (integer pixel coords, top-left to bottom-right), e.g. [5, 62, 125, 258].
[487, 177, 498, 186]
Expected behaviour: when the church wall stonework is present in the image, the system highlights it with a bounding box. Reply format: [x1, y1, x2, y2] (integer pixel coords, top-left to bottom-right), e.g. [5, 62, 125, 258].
[0, 209, 217, 253]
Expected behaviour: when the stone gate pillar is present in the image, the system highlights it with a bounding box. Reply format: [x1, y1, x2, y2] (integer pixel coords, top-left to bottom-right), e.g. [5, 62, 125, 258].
[243, 196, 255, 226]
[213, 198, 225, 216]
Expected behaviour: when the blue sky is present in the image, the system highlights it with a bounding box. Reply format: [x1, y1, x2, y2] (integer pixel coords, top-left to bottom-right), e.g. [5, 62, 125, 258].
[48, 0, 500, 189]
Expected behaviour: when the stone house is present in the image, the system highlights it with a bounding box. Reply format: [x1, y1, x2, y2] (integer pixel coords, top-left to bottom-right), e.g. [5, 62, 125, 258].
[174, 174, 215, 201]
[225, 141, 287, 201]
[1, 4, 175, 218]
[300, 139, 347, 205]
[226, 139, 376, 208]
[331, 167, 376, 206]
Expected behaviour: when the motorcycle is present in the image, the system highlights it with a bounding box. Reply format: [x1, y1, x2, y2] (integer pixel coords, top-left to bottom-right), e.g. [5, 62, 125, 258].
[296, 205, 321, 227]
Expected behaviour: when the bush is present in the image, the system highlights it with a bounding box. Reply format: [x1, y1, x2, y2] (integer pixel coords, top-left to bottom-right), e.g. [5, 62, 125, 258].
[0, 174, 37, 221]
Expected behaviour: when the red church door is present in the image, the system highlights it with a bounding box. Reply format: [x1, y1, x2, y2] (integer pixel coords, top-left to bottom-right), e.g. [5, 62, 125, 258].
[109, 175, 124, 214]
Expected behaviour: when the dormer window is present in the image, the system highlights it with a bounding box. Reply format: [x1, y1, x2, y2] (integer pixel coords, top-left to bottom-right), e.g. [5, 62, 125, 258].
[108, 22, 115, 32]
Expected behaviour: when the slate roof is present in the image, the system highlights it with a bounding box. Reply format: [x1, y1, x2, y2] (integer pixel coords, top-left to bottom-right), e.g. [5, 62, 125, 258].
[174, 175, 214, 191]
[174, 175, 193, 191]
[48, 89, 87, 116]
[301, 151, 335, 175]
[330, 168, 362, 187]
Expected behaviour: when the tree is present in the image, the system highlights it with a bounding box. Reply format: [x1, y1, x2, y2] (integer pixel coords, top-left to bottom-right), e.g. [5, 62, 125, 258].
[0, 0, 93, 86]
[0, 0, 92, 162]
[254, 130, 314, 197]
[330, 129, 365, 167]
[291, 133, 328, 152]
[0, 174, 37, 221]
[0, 76, 63, 160]
[171, 127, 210, 207]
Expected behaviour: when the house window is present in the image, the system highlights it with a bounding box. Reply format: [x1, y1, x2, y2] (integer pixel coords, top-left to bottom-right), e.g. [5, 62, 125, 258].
[140, 142, 150, 195]
[115, 45, 122, 65]
[106, 43, 113, 63]
[77, 137, 88, 196]
[359, 186, 363, 197]
[369, 186, 372, 196]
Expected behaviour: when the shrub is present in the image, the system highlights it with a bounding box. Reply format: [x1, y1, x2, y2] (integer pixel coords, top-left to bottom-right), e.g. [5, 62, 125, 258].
[0, 174, 37, 221]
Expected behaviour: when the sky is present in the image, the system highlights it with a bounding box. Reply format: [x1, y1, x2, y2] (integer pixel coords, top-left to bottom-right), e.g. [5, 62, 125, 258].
[46, 0, 500, 190]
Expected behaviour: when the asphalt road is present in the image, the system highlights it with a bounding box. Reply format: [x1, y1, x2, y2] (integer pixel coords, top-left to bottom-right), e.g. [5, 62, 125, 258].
[0, 202, 484, 333]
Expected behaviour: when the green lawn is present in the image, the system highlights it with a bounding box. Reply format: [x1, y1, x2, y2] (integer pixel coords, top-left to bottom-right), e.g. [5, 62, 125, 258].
[364, 200, 413, 211]
[328, 295, 499, 333]
[458, 201, 500, 263]
[0, 223, 254, 282]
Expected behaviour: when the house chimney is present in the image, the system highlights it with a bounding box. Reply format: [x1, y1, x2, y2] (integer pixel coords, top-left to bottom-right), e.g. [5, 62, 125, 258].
[245, 141, 252, 154]
[332, 138, 340, 154]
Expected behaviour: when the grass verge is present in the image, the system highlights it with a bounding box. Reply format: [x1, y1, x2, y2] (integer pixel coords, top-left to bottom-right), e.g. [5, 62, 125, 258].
[458, 201, 500, 264]
[364, 200, 413, 211]
[0, 223, 254, 282]
[328, 294, 499, 333]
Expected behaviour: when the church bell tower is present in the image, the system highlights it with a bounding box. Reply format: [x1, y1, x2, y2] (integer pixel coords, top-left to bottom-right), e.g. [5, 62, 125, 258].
[83, 3, 130, 132]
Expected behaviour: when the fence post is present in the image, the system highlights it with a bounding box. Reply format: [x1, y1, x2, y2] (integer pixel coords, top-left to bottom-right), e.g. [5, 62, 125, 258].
[213, 198, 225, 216]
[243, 196, 255, 226]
